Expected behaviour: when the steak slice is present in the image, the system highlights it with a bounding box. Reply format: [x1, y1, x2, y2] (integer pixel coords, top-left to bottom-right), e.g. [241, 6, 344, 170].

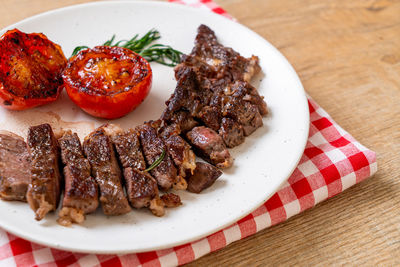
[162, 67, 208, 123]
[83, 128, 130, 216]
[110, 128, 161, 213]
[219, 118, 245, 148]
[162, 110, 199, 134]
[26, 124, 62, 220]
[0, 131, 30, 202]
[137, 121, 177, 190]
[175, 24, 261, 85]
[160, 124, 196, 179]
[123, 168, 159, 210]
[112, 129, 146, 171]
[186, 162, 223, 193]
[187, 126, 233, 168]
[58, 131, 99, 226]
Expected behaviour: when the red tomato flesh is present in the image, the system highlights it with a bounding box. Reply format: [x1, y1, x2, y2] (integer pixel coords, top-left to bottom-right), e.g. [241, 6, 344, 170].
[0, 29, 67, 110]
[62, 46, 152, 119]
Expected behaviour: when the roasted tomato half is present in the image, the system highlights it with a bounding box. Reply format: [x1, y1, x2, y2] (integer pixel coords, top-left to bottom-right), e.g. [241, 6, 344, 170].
[62, 46, 152, 119]
[0, 29, 67, 110]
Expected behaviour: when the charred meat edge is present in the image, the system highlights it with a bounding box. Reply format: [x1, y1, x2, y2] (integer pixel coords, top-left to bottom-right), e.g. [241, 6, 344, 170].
[83, 127, 131, 216]
[26, 124, 62, 221]
[57, 131, 99, 226]
[104, 124, 164, 216]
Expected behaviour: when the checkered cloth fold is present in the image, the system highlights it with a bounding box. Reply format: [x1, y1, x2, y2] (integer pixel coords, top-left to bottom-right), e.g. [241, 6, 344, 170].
[0, 1, 377, 266]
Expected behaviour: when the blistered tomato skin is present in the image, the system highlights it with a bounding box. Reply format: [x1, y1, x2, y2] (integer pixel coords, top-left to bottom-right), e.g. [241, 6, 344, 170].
[0, 29, 67, 110]
[62, 46, 152, 119]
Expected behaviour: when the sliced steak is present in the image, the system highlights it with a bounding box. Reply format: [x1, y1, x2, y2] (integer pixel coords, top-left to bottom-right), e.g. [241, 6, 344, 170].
[186, 162, 223, 193]
[175, 24, 261, 85]
[0, 131, 30, 202]
[111, 128, 160, 211]
[160, 124, 196, 179]
[26, 124, 62, 220]
[123, 168, 159, 209]
[219, 118, 245, 148]
[160, 193, 182, 208]
[162, 110, 198, 134]
[58, 131, 99, 226]
[162, 67, 207, 122]
[83, 128, 130, 216]
[137, 121, 177, 190]
[186, 126, 233, 168]
[112, 129, 146, 171]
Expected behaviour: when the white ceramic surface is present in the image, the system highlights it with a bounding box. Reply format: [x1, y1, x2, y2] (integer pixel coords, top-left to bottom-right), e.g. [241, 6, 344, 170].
[0, 1, 309, 254]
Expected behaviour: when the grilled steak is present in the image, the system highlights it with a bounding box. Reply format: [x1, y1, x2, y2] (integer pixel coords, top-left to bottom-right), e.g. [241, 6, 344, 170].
[58, 131, 99, 226]
[175, 24, 260, 84]
[187, 126, 233, 168]
[186, 162, 223, 193]
[160, 193, 182, 208]
[0, 131, 30, 202]
[83, 128, 130, 216]
[162, 110, 199, 134]
[112, 129, 146, 171]
[219, 118, 245, 148]
[111, 128, 160, 211]
[137, 121, 177, 190]
[123, 168, 159, 209]
[163, 25, 267, 150]
[26, 124, 62, 220]
[160, 124, 196, 178]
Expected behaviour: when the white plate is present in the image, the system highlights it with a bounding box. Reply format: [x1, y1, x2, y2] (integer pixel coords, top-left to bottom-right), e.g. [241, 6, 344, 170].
[0, 1, 309, 254]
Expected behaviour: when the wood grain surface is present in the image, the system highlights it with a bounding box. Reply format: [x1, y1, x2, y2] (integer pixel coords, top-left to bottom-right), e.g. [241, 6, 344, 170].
[0, 0, 399, 266]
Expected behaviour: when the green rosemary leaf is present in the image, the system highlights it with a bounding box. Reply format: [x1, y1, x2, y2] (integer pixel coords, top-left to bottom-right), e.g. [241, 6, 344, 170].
[71, 46, 89, 57]
[144, 149, 166, 172]
[70, 30, 182, 66]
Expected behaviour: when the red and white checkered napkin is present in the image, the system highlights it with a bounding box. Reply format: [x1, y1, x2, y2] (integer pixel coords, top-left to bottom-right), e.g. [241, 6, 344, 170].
[0, 1, 377, 266]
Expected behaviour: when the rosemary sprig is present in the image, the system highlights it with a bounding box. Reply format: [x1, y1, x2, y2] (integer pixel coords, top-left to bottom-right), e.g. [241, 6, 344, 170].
[71, 30, 182, 66]
[144, 149, 166, 172]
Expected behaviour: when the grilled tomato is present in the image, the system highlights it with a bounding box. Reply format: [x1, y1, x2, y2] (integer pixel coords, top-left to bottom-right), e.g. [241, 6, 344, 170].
[0, 29, 67, 110]
[62, 46, 152, 119]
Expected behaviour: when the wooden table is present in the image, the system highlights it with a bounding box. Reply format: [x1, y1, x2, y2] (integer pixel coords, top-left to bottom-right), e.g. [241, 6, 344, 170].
[0, 0, 399, 265]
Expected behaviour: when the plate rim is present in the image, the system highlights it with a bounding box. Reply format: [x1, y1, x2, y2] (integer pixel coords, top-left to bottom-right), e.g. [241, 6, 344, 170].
[0, 0, 310, 254]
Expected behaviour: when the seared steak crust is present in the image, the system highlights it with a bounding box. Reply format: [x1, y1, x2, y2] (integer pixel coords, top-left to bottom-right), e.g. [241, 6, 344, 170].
[123, 168, 158, 209]
[137, 121, 177, 190]
[112, 130, 146, 171]
[160, 124, 196, 178]
[111, 129, 159, 209]
[187, 126, 232, 168]
[175, 24, 261, 85]
[83, 128, 130, 216]
[186, 162, 223, 193]
[26, 124, 62, 220]
[0, 132, 30, 201]
[59, 131, 99, 215]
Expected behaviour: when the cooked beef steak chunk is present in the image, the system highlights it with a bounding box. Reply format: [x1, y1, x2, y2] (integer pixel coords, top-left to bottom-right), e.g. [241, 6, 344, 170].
[123, 168, 159, 209]
[137, 121, 177, 190]
[187, 126, 233, 168]
[160, 193, 182, 208]
[110, 128, 160, 210]
[0, 132, 30, 202]
[219, 118, 245, 148]
[186, 162, 223, 193]
[58, 131, 99, 225]
[112, 129, 146, 171]
[160, 124, 196, 178]
[162, 110, 199, 134]
[162, 67, 207, 122]
[175, 24, 260, 85]
[83, 128, 130, 216]
[26, 124, 62, 220]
